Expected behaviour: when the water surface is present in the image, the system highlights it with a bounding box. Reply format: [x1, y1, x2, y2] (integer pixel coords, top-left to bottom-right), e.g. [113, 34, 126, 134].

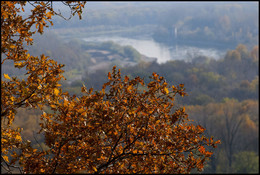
[83, 36, 226, 64]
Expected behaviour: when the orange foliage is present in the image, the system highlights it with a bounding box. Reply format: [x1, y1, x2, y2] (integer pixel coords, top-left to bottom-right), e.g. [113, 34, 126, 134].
[1, 1, 86, 173]
[1, 1, 219, 174]
[16, 66, 219, 174]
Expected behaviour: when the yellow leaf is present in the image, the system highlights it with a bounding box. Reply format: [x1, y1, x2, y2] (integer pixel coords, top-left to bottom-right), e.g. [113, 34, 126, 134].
[127, 85, 132, 92]
[78, 108, 85, 113]
[164, 87, 169, 94]
[89, 88, 93, 94]
[2, 155, 9, 163]
[39, 23, 43, 33]
[198, 146, 205, 154]
[161, 156, 165, 161]
[64, 97, 69, 106]
[53, 88, 59, 96]
[93, 166, 97, 172]
[14, 62, 24, 67]
[10, 96, 15, 102]
[152, 72, 158, 78]
[133, 150, 138, 154]
[124, 76, 129, 82]
[37, 85, 42, 90]
[15, 135, 21, 141]
[50, 104, 56, 108]
[10, 45, 16, 49]
[27, 38, 33, 42]
[154, 165, 158, 171]
[108, 72, 112, 80]
[42, 111, 47, 117]
[46, 95, 50, 100]
[46, 11, 53, 19]
[2, 138, 7, 143]
[4, 74, 11, 80]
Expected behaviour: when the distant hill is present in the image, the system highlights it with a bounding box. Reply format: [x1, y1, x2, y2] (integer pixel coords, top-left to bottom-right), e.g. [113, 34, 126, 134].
[22, 31, 155, 77]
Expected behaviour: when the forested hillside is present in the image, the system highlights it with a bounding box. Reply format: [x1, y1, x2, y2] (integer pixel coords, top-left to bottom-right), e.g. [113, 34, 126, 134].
[82, 44, 258, 104]
[10, 32, 259, 173]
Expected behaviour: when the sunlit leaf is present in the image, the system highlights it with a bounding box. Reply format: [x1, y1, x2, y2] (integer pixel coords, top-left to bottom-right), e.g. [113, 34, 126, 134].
[164, 87, 169, 94]
[2, 155, 9, 163]
[46, 11, 53, 19]
[108, 72, 112, 80]
[4, 74, 11, 80]
[53, 88, 59, 96]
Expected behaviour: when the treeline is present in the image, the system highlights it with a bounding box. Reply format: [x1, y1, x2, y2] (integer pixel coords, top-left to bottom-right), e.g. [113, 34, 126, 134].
[153, 3, 258, 49]
[51, 2, 167, 29]
[50, 2, 258, 48]
[81, 44, 259, 105]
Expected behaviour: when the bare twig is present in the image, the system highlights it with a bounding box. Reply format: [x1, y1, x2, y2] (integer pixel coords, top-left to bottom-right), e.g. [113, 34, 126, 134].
[1, 155, 24, 174]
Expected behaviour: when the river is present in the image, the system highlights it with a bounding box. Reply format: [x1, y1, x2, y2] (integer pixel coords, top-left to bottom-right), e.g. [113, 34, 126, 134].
[83, 36, 227, 64]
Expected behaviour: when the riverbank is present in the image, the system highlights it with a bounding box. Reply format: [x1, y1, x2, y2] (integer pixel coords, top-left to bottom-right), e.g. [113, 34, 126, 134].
[82, 36, 227, 64]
